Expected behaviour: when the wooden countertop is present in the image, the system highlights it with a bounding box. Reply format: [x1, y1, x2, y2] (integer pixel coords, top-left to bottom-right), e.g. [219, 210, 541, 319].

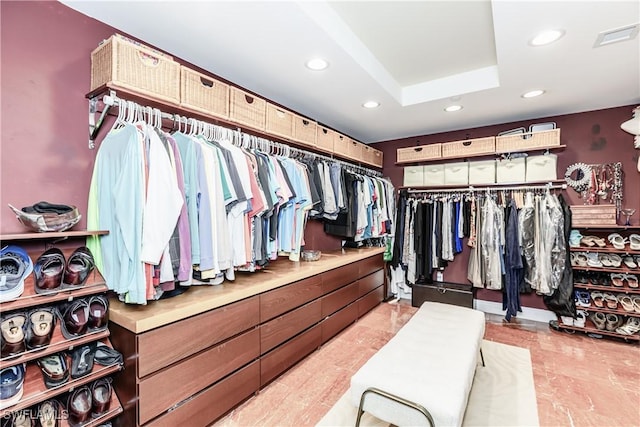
[108, 247, 384, 333]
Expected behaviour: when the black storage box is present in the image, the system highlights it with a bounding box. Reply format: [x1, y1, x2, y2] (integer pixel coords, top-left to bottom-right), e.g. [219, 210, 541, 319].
[411, 282, 474, 308]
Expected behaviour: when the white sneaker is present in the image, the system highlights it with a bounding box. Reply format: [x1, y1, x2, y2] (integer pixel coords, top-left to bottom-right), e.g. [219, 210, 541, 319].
[560, 316, 574, 326]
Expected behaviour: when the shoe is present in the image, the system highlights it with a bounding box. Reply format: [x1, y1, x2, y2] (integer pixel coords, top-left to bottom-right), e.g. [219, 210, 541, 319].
[616, 317, 640, 335]
[575, 290, 591, 307]
[611, 273, 625, 287]
[569, 230, 584, 247]
[87, 296, 109, 332]
[608, 253, 623, 268]
[91, 377, 113, 417]
[0, 363, 25, 410]
[0, 245, 33, 303]
[25, 308, 56, 351]
[1, 312, 27, 358]
[575, 252, 589, 267]
[560, 316, 574, 326]
[590, 312, 607, 330]
[633, 296, 640, 314]
[623, 256, 638, 269]
[37, 353, 70, 389]
[605, 313, 621, 331]
[591, 291, 605, 308]
[604, 292, 618, 309]
[67, 385, 92, 427]
[70, 343, 96, 379]
[629, 234, 640, 250]
[619, 295, 635, 312]
[608, 233, 628, 250]
[586, 252, 602, 268]
[63, 247, 95, 287]
[574, 310, 587, 328]
[33, 248, 65, 294]
[38, 399, 61, 427]
[581, 235, 606, 247]
[94, 343, 123, 366]
[57, 299, 90, 339]
[8, 409, 35, 427]
[626, 274, 638, 289]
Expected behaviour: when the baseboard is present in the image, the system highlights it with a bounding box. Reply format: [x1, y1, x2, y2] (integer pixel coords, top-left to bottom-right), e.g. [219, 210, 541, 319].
[473, 299, 557, 323]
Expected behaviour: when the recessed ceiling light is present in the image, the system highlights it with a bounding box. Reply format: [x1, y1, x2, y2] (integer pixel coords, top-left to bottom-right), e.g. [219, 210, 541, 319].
[530, 29, 565, 46]
[362, 101, 380, 109]
[444, 105, 463, 112]
[522, 89, 545, 98]
[305, 58, 329, 71]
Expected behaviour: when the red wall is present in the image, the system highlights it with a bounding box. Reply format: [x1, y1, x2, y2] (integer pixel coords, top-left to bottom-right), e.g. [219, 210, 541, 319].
[372, 107, 640, 308]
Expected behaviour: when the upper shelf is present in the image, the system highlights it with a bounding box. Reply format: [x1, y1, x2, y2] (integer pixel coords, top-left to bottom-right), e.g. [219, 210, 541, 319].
[400, 179, 567, 192]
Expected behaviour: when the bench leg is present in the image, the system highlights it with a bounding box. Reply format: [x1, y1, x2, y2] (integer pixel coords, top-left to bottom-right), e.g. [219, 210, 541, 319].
[356, 387, 435, 427]
[480, 348, 485, 367]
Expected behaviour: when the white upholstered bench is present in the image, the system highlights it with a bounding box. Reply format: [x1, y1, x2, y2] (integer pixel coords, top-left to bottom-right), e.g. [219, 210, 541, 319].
[350, 301, 486, 427]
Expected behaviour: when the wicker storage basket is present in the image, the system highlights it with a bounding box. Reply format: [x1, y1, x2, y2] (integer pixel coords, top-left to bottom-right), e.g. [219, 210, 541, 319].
[180, 66, 229, 118]
[441, 137, 495, 158]
[316, 126, 335, 154]
[333, 134, 351, 159]
[397, 144, 441, 163]
[346, 139, 363, 161]
[363, 145, 376, 167]
[496, 129, 560, 152]
[229, 87, 266, 130]
[90, 34, 180, 104]
[571, 205, 617, 227]
[265, 103, 294, 138]
[293, 115, 317, 147]
[371, 148, 383, 168]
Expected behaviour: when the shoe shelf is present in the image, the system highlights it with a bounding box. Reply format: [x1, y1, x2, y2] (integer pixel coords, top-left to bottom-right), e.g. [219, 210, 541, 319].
[556, 320, 640, 341]
[67, 391, 123, 427]
[571, 265, 639, 274]
[0, 328, 110, 369]
[0, 230, 108, 242]
[576, 305, 640, 317]
[574, 226, 640, 231]
[0, 339, 122, 416]
[570, 246, 640, 256]
[574, 282, 640, 294]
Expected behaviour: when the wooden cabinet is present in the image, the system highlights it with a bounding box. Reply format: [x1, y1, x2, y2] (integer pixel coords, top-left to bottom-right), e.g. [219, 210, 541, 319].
[0, 230, 124, 425]
[109, 249, 385, 426]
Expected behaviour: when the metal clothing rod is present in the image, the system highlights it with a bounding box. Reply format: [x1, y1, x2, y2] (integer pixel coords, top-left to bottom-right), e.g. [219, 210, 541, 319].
[91, 90, 383, 178]
[406, 183, 567, 194]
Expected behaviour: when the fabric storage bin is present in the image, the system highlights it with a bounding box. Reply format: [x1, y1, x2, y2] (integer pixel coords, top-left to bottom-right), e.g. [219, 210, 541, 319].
[423, 164, 445, 187]
[525, 154, 557, 182]
[403, 166, 425, 187]
[443, 162, 469, 185]
[293, 115, 317, 147]
[91, 34, 180, 104]
[229, 87, 266, 130]
[397, 144, 441, 163]
[266, 103, 294, 139]
[468, 160, 496, 184]
[441, 137, 495, 159]
[180, 66, 229, 118]
[316, 126, 335, 154]
[496, 157, 525, 183]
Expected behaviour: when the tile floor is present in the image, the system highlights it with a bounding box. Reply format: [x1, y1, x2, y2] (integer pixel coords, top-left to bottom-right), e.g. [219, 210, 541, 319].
[214, 300, 640, 427]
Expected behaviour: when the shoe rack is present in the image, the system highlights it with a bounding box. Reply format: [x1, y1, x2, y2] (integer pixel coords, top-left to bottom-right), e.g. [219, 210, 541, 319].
[0, 230, 124, 425]
[558, 226, 640, 342]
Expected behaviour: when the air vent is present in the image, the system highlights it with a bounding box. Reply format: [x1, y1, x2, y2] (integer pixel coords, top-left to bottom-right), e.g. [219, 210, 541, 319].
[594, 23, 639, 47]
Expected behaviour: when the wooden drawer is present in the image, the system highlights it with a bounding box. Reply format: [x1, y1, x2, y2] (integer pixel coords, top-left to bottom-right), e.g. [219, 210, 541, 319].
[321, 302, 357, 343]
[322, 264, 359, 295]
[321, 281, 359, 317]
[260, 325, 321, 387]
[358, 255, 384, 277]
[137, 296, 259, 378]
[138, 328, 259, 424]
[260, 276, 323, 322]
[357, 286, 383, 318]
[260, 300, 321, 354]
[411, 282, 473, 309]
[358, 270, 384, 297]
[145, 361, 260, 427]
